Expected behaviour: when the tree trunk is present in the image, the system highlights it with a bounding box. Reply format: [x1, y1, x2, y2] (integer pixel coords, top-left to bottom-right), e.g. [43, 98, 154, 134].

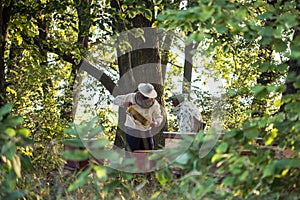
[61, 0, 92, 122]
[36, 5, 53, 103]
[0, 0, 13, 106]
[161, 34, 172, 83]
[113, 31, 166, 149]
[111, 0, 167, 149]
[280, 30, 300, 112]
[183, 42, 193, 95]
[152, 83, 166, 149]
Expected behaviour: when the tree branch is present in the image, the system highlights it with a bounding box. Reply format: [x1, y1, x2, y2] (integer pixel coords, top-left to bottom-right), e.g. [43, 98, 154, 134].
[89, 39, 114, 48]
[79, 60, 116, 95]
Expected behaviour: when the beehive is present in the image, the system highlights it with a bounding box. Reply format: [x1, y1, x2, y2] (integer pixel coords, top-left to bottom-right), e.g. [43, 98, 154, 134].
[127, 106, 150, 126]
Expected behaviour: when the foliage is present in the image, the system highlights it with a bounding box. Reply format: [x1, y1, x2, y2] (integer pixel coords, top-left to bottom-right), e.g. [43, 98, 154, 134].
[155, 0, 300, 199]
[157, 0, 299, 129]
[62, 117, 162, 199]
[0, 0, 300, 199]
[212, 101, 300, 198]
[2, 0, 72, 173]
[96, 107, 117, 141]
[0, 103, 32, 200]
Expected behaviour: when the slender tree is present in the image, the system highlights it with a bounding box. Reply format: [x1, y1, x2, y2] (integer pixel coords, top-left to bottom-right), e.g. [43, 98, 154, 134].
[0, 0, 14, 106]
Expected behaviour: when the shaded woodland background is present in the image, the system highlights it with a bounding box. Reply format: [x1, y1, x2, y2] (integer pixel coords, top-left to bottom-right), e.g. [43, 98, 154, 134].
[1, 0, 300, 199]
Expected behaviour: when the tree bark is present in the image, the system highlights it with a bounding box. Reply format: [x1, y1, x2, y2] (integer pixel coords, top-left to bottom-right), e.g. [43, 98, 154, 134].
[161, 34, 172, 83]
[36, 4, 53, 102]
[183, 42, 193, 95]
[280, 30, 300, 112]
[0, 0, 13, 106]
[111, 0, 166, 149]
[61, 0, 92, 122]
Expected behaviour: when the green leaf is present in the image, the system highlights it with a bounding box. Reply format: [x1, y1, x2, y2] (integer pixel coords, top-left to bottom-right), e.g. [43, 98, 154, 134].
[263, 163, 275, 178]
[216, 142, 228, 153]
[92, 149, 120, 161]
[3, 191, 24, 200]
[68, 168, 92, 192]
[231, 168, 242, 175]
[266, 85, 278, 93]
[5, 128, 16, 137]
[93, 165, 107, 181]
[90, 138, 110, 149]
[199, 5, 215, 22]
[252, 85, 265, 94]
[20, 154, 32, 170]
[258, 12, 273, 20]
[293, 76, 300, 89]
[156, 13, 167, 21]
[211, 153, 223, 163]
[216, 25, 227, 34]
[259, 27, 274, 36]
[236, 7, 248, 19]
[261, 37, 273, 45]
[73, 124, 83, 136]
[16, 34, 23, 45]
[88, 125, 105, 138]
[294, 121, 300, 132]
[121, 172, 134, 180]
[62, 149, 89, 161]
[290, 42, 300, 59]
[155, 170, 170, 186]
[258, 117, 268, 127]
[64, 128, 79, 136]
[274, 113, 286, 123]
[144, 9, 152, 21]
[121, 4, 127, 11]
[287, 112, 299, 121]
[244, 126, 259, 140]
[82, 116, 99, 135]
[265, 128, 278, 146]
[285, 102, 300, 113]
[0, 103, 13, 120]
[227, 89, 237, 96]
[128, 9, 138, 18]
[259, 62, 270, 72]
[224, 129, 238, 138]
[64, 138, 84, 147]
[153, 0, 163, 5]
[273, 39, 287, 52]
[174, 152, 190, 165]
[17, 128, 30, 137]
[239, 171, 249, 181]
[252, 85, 268, 98]
[276, 64, 288, 73]
[285, 159, 300, 168]
[104, 180, 121, 193]
[2, 168, 17, 192]
[3, 116, 24, 127]
[150, 191, 161, 199]
[2, 141, 17, 160]
[222, 176, 235, 186]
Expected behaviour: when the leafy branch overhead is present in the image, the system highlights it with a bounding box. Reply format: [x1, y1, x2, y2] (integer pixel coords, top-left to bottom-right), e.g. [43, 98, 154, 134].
[0, 0, 300, 199]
